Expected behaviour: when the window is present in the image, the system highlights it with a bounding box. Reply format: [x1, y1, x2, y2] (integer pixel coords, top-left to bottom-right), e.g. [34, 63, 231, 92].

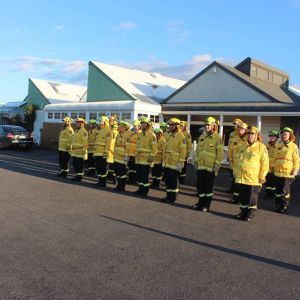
[89, 112, 97, 120]
[61, 112, 68, 119]
[54, 112, 61, 119]
[78, 112, 86, 119]
[121, 112, 131, 121]
[99, 112, 107, 118]
[138, 113, 148, 119]
[150, 114, 159, 123]
[71, 112, 77, 119]
[47, 112, 53, 119]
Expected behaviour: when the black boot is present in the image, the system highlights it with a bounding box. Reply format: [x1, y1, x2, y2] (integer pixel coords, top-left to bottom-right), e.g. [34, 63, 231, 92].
[141, 186, 149, 197]
[235, 209, 247, 220]
[244, 209, 255, 221]
[161, 192, 171, 202]
[96, 176, 106, 187]
[192, 197, 205, 210]
[150, 178, 160, 189]
[202, 196, 212, 212]
[71, 175, 82, 181]
[133, 185, 143, 195]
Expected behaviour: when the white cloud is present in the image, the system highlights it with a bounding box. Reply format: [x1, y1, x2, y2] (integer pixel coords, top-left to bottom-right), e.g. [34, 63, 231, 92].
[1, 56, 87, 85]
[167, 20, 190, 43]
[111, 21, 137, 31]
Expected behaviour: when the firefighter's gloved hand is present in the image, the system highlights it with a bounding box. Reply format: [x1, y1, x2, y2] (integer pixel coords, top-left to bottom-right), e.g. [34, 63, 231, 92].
[213, 163, 220, 176]
[148, 156, 154, 163]
[176, 163, 184, 171]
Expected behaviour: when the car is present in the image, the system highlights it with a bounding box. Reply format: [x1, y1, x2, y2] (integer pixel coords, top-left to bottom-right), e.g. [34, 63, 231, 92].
[0, 125, 34, 150]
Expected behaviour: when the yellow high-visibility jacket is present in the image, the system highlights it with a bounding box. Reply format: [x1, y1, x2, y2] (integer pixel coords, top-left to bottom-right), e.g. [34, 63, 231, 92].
[163, 131, 170, 142]
[266, 142, 278, 173]
[235, 141, 269, 186]
[93, 126, 112, 157]
[228, 129, 238, 149]
[87, 128, 97, 153]
[153, 137, 166, 165]
[228, 134, 248, 170]
[182, 130, 192, 158]
[107, 128, 118, 164]
[163, 131, 186, 170]
[58, 125, 74, 151]
[127, 129, 141, 157]
[195, 131, 224, 172]
[274, 141, 299, 178]
[113, 131, 128, 164]
[70, 127, 88, 160]
[135, 129, 157, 165]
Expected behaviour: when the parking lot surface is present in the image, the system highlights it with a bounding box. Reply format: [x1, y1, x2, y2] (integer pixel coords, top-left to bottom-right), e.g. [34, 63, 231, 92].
[0, 149, 300, 299]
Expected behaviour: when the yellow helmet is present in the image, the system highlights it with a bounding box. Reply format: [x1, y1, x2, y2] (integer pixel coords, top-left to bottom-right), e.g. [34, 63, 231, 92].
[133, 119, 140, 126]
[204, 117, 218, 125]
[168, 118, 181, 125]
[139, 116, 150, 124]
[247, 126, 260, 134]
[100, 116, 109, 124]
[233, 118, 243, 125]
[281, 127, 293, 134]
[63, 117, 72, 124]
[76, 118, 86, 124]
[237, 122, 248, 129]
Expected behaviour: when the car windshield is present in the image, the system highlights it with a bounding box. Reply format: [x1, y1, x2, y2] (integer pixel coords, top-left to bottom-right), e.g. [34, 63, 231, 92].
[3, 126, 27, 133]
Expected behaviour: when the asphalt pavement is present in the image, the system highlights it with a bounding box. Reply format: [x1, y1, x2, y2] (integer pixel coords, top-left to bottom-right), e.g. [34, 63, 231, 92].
[0, 149, 300, 299]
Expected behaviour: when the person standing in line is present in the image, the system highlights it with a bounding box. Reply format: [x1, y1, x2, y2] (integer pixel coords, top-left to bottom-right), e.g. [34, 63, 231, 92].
[234, 126, 269, 221]
[151, 128, 166, 189]
[264, 130, 279, 199]
[93, 116, 112, 187]
[161, 118, 186, 203]
[113, 121, 130, 192]
[228, 122, 248, 204]
[273, 127, 299, 213]
[57, 117, 74, 178]
[107, 114, 118, 184]
[227, 118, 244, 192]
[70, 118, 88, 181]
[192, 117, 224, 212]
[127, 120, 141, 184]
[85, 119, 97, 176]
[134, 117, 157, 197]
[178, 121, 192, 185]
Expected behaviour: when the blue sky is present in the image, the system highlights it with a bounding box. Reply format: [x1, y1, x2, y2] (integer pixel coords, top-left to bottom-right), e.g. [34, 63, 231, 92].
[1, 0, 300, 102]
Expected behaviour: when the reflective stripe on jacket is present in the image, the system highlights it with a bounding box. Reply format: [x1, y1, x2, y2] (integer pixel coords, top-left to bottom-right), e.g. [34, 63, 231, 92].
[274, 141, 299, 178]
[235, 141, 269, 186]
[196, 131, 224, 172]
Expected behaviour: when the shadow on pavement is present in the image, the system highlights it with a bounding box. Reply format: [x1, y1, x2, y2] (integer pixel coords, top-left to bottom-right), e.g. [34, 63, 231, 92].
[98, 214, 300, 273]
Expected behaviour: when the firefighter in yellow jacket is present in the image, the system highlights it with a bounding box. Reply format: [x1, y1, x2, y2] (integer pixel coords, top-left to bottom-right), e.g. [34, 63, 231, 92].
[192, 117, 224, 212]
[70, 118, 89, 181]
[227, 118, 243, 192]
[264, 130, 279, 199]
[93, 116, 112, 187]
[179, 121, 192, 185]
[57, 117, 74, 178]
[107, 115, 118, 183]
[228, 121, 248, 203]
[134, 117, 157, 197]
[151, 128, 166, 188]
[85, 119, 97, 176]
[127, 119, 141, 184]
[162, 118, 186, 203]
[234, 126, 269, 221]
[273, 127, 299, 213]
[113, 121, 130, 191]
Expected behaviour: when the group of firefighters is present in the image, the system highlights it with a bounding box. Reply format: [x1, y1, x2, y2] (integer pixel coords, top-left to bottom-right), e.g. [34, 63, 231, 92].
[56, 114, 299, 222]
